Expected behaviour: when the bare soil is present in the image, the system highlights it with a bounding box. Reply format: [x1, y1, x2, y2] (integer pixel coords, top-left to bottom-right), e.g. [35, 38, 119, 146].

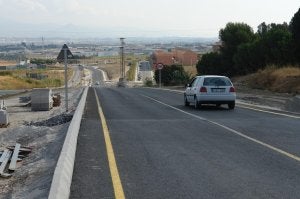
[0, 87, 84, 199]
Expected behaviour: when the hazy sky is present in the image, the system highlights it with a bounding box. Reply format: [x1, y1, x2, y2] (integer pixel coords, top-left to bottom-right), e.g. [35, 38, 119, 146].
[0, 0, 299, 37]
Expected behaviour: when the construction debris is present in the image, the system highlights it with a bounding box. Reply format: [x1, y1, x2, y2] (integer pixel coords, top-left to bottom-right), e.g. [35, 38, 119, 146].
[24, 113, 73, 127]
[0, 143, 32, 178]
[8, 143, 21, 171]
[52, 93, 61, 107]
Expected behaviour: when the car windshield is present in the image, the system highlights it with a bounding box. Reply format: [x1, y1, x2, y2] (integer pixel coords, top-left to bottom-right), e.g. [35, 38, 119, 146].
[203, 77, 232, 86]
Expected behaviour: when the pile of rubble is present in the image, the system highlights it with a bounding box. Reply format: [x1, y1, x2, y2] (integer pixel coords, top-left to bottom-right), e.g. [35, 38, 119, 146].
[24, 113, 73, 127]
[0, 143, 32, 178]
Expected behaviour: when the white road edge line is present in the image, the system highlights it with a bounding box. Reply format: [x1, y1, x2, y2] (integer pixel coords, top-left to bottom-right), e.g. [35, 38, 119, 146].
[236, 104, 300, 119]
[145, 87, 300, 119]
[141, 94, 300, 163]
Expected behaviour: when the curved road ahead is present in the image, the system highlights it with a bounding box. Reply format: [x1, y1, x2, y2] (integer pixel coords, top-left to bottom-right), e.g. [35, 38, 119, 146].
[71, 86, 300, 199]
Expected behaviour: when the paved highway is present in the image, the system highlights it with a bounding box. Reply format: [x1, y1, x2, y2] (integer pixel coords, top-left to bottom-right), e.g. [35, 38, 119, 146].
[86, 66, 107, 85]
[71, 86, 300, 199]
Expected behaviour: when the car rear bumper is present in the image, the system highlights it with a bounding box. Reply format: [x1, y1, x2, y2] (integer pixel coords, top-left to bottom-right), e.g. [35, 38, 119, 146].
[196, 94, 236, 104]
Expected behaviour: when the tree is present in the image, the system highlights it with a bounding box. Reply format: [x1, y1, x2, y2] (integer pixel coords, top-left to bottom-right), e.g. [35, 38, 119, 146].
[154, 65, 190, 86]
[290, 7, 300, 63]
[196, 52, 224, 75]
[258, 22, 268, 36]
[219, 22, 256, 76]
[260, 25, 293, 65]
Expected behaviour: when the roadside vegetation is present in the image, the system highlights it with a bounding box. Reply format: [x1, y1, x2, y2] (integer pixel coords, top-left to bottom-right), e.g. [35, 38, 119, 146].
[30, 58, 56, 65]
[126, 60, 137, 81]
[0, 60, 16, 66]
[196, 8, 300, 93]
[236, 66, 300, 94]
[154, 65, 190, 86]
[0, 68, 72, 90]
[82, 54, 147, 81]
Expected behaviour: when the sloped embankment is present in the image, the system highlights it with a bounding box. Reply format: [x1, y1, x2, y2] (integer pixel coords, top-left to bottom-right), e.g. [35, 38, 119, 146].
[238, 66, 300, 94]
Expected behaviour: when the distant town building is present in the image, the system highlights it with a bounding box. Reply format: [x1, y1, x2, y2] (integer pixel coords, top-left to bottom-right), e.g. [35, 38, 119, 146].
[150, 49, 198, 68]
[0, 66, 7, 70]
[0, 65, 17, 70]
[138, 61, 151, 71]
[136, 61, 154, 82]
[97, 51, 119, 57]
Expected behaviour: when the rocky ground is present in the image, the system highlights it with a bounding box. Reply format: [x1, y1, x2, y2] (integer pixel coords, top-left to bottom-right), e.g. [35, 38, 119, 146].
[0, 87, 84, 199]
[235, 83, 300, 113]
[0, 66, 91, 199]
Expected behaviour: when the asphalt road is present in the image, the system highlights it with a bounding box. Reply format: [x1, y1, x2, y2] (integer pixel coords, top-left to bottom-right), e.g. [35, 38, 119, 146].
[86, 66, 106, 85]
[71, 86, 300, 199]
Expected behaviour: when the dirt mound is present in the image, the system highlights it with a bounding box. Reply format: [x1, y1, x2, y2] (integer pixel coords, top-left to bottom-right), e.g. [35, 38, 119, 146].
[234, 66, 300, 94]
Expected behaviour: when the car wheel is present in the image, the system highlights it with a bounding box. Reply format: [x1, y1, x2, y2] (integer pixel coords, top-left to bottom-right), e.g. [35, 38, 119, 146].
[184, 95, 190, 106]
[228, 102, 235, 110]
[194, 96, 199, 109]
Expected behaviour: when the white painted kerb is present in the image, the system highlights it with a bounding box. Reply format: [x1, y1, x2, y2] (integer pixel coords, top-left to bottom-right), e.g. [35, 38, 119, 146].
[48, 87, 88, 199]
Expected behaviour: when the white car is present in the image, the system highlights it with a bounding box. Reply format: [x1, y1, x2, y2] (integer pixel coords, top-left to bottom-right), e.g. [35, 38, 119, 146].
[184, 75, 236, 109]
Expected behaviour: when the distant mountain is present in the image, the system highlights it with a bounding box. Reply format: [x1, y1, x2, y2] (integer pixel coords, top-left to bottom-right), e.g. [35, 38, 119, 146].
[0, 20, 218, 42]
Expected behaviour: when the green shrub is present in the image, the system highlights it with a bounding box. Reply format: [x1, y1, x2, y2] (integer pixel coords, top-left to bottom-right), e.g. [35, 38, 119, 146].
[154, 65, 190, 86]
[144, 78, 153, 87]
[0, 71, 12, 76]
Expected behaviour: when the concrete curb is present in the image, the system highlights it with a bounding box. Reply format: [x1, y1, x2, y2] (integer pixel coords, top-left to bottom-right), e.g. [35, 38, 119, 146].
[48, 87, 88, 199]
[98, 68, 108, 81]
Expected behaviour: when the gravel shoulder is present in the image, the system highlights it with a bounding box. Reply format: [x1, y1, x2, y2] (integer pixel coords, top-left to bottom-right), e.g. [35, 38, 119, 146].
[235, 84, 300, 113]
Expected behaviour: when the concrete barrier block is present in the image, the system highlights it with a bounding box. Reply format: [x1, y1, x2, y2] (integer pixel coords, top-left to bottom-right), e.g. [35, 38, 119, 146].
[0, 110, 9, 126]
[31, 88, 53, 111]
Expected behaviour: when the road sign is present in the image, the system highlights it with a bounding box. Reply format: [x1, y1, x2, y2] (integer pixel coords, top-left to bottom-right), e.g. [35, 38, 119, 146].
[157, 63, 164, 70]
[57, 44, 74, 62]
[57, 44, 74, 112]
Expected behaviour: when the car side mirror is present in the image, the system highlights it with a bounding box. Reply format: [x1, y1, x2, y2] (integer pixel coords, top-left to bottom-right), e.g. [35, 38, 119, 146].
[186, 83, 190, 88]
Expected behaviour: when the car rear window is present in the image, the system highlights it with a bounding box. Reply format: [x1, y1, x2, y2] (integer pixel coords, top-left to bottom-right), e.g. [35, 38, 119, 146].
[203, 77, 232, 86]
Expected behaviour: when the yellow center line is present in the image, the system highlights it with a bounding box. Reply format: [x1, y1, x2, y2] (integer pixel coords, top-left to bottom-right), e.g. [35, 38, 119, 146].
[94, 88, 125, 199]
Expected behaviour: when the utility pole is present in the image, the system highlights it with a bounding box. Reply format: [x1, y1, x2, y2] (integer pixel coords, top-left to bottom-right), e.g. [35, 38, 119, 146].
[119, 38, 125, 81]
[42, 36, 45, 59]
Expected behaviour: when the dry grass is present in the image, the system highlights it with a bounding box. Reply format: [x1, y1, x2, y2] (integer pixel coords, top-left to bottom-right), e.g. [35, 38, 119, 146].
[0, 76, 32, 89]
[0, 68, 72, 90]
[246, 66, 300, 94]
[87, 55, 144, 81]
[98, 64, 121, 81]
[0, 60, 17, 66]
[183, 65, 198, 77]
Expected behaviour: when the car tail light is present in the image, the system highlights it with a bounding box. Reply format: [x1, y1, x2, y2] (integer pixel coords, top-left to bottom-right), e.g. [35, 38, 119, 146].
[230, 87, 235, 92]
[200, 87, 207, 93]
